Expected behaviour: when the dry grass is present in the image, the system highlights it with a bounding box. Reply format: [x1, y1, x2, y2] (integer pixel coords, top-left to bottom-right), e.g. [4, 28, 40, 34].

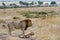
[0, 7, 60, 40]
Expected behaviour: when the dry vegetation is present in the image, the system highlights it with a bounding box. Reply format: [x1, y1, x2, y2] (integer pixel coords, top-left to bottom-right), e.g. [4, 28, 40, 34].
[0, 7, 60, 40]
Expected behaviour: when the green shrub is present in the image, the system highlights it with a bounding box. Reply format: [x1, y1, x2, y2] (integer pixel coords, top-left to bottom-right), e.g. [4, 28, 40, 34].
[20, 11, 58, 18]
[20, 12, 47, 18]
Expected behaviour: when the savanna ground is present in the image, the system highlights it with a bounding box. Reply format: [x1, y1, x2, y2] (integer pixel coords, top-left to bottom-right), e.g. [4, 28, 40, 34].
[0, 7, 60, 40]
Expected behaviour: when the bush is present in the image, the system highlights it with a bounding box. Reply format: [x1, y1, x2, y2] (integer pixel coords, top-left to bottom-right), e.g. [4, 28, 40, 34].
[20, 11, 58, 18]
[20, 12, 48, 18]
[13, 16, 20, 19]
